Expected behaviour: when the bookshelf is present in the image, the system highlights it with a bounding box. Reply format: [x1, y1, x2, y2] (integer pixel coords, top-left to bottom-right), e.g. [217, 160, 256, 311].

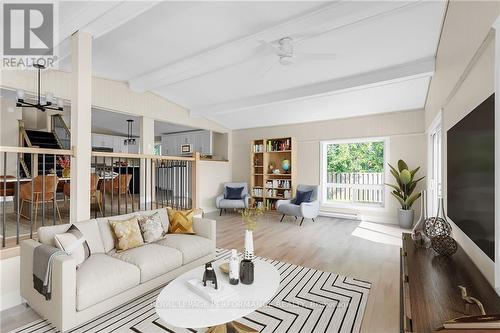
[250, 137, 297, 210]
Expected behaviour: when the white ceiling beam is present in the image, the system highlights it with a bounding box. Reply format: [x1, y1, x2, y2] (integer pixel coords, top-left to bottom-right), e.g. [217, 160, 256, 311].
[53, 1, 161, 65]
[190, 56, 435, 116]
[128, 1, 420, 92]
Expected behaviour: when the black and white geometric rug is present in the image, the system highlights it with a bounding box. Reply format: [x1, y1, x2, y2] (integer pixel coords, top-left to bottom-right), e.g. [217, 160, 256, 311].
[9, 249, 371, 333]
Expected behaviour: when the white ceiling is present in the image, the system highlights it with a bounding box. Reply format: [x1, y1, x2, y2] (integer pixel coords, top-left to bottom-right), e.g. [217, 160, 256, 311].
[56, 0, 447, 129]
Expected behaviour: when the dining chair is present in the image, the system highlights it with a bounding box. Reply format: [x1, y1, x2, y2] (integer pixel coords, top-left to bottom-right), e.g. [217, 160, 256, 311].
[63, 173, 103, 215]
[19, 174, 62, 227]
[101, 174, 133, 200]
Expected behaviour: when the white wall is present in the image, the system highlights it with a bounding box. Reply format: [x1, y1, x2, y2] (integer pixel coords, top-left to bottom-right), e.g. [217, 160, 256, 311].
[198, 160, 232, 213]
[232, 110, 427, 224]
[0, 256, 22, 311]
[424, 1, 500, 289]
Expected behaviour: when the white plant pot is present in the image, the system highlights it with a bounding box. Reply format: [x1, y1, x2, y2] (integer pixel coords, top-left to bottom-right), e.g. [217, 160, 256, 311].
[398, 209, 415, 229]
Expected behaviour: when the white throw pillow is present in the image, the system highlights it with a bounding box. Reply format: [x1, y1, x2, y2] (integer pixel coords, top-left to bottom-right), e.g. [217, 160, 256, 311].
[54, 225, 91, 268]
[137, 212, 165, 243]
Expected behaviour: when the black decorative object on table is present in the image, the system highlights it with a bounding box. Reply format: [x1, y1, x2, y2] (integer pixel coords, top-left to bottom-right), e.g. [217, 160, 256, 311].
[202, 262, 218, 289]
[240, 259, 254, 285]
[432, 235, 458, 256]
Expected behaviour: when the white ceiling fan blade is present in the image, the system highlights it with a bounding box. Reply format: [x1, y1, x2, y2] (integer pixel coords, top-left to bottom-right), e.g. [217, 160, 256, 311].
[296, 52, 337, 60]
[257, 40, 280, 55]
[256, 54, 277, 76]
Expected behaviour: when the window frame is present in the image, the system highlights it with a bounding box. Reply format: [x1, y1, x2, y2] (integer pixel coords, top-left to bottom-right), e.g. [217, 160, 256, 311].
[320, 136, 389, 210]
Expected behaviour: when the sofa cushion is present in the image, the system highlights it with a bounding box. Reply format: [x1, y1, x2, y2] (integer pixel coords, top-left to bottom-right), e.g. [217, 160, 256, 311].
[96, 213, 136, 253]
[218, 199, 246, 209]
[224, 186, 244, 199]
[76, 254, 140, 311]
[38, 219, 105, 254]
[109, 217, 144, 252]
[54, 225, 91, 268]
[167, 208, 194, 234]
[136, 208, 169, 234]
[108, 244, 182, 283]
[138, 212, 165, 243]
[157, 234, 215, 264]
[277, 203, 301, 217]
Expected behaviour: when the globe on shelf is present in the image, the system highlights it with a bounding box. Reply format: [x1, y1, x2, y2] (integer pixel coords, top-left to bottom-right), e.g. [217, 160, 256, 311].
[281, 159, 290, 173]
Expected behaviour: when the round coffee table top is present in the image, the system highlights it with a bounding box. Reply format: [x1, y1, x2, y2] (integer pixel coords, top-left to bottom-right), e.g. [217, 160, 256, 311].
[155, 259, 280, 329]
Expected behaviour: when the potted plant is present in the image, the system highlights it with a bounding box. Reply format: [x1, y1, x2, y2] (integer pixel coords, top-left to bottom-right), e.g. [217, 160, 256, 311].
[386, 159, 424, 228]
[58, 156, 71, 178]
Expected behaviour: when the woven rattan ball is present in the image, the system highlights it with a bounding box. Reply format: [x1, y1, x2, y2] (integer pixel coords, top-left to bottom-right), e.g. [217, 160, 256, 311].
[431, 235, 458, 256]
[424, 217, 451, 238]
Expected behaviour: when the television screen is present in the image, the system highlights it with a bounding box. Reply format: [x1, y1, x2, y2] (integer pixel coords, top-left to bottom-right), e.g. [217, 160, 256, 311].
[447, 93, 495, 261]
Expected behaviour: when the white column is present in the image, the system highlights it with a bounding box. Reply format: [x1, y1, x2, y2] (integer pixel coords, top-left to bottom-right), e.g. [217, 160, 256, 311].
[70, 31, 92, 221]
[140, 116, 154, 208]
[493, 16, 500, 296]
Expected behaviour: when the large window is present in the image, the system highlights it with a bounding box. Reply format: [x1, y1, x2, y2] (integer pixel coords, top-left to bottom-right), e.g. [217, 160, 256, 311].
[321, 138, 386, 207]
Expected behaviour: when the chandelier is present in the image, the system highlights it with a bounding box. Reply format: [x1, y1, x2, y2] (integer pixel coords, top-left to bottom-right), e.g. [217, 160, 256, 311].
[16, 63, 64, 112]
[124, 119, 136, 145]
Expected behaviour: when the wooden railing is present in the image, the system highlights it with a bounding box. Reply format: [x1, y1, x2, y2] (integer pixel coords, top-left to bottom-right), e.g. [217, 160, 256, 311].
[1, 146, 74, 248]
[325, 172, 384, 205]
[0, 146, 199, 248]
[90, 151, 198, 218]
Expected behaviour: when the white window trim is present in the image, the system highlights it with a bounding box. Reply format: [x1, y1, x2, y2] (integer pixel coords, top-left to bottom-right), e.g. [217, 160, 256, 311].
[320, 136, 389, 212]
[426, 110, 443, 216]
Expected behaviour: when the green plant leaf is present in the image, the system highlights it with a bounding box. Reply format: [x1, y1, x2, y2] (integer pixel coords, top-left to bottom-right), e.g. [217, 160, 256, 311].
[391, 192, 406, 209]
[407, 182, 417, 196]
[410, 167, 420, 178]
[392, 190, 404, 199]
[399, 169, 412, 185]
[398, 160, 408, 172]
[388, 163, 399, 176]
[405, 192, 422, 209]
[412, 176, 425, 184]
[385, 183, 401, 193]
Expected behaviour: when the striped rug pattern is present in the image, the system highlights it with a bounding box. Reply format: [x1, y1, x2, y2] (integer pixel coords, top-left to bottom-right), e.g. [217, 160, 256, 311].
[9, 249, 371, 333]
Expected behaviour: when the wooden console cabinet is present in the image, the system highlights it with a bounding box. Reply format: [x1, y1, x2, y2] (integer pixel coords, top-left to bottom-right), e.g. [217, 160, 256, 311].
[400, 233, 500, 332]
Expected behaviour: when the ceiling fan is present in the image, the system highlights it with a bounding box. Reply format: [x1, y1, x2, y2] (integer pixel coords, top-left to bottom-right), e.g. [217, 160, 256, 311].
[257, 37, 337, 70]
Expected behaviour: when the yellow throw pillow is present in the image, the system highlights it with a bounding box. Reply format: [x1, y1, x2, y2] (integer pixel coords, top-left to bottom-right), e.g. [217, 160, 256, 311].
[167, 207, 195, 234]
[110, 217, 144, 252]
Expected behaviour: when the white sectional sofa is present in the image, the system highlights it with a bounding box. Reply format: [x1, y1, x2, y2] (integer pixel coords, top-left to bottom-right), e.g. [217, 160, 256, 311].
[20, 208, 216, 332]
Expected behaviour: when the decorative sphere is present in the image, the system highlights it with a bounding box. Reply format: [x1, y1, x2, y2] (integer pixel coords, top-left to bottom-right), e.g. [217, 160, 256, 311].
[431, 235, 458, 256]
[281, 159, 290, 172]
[424, 217, 451, 238]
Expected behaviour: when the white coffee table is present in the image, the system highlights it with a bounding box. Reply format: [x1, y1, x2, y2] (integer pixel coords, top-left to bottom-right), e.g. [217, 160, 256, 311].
[155, 259, 280, 332]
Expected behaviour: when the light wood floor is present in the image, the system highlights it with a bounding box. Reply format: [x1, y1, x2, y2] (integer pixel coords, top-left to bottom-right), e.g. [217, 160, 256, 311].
[0, 211, 404, 333]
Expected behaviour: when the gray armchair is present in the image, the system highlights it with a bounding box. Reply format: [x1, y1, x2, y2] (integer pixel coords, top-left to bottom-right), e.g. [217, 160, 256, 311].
[276, 184, 320, 226]
[216, 182, 250, 215]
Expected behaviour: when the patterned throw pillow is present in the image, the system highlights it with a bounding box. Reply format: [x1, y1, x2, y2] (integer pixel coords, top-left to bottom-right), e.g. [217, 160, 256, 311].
[137, 212, 165, 243]
[54, 225, 91, 268]
[109, 217, 144, 252]
[167, 207, 195, 234]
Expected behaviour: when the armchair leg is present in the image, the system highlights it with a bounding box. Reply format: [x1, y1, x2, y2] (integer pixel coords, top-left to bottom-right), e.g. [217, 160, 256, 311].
[312, 218, 315, 222]
[280, 214, 285, 222]
[219, 209, 223, 216]
[294, 216, 297, 220]
[300, 217, 304, 226]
